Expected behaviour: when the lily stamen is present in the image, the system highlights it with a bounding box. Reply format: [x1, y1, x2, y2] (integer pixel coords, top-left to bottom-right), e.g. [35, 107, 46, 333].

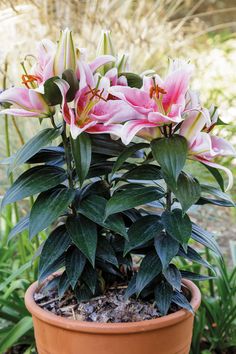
[22, 74, 40, 88]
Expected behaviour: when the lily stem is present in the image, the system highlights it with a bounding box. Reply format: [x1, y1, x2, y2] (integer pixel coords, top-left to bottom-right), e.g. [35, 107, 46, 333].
[166, 187, 172, 212]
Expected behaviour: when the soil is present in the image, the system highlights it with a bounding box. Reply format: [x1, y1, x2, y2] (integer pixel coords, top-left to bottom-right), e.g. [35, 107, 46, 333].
[35, 283, 181, 323]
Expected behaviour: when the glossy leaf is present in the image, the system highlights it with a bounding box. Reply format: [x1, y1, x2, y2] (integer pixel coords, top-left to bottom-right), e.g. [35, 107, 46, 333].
[124, 215, 163, 255]
[105, 186, 164, 218]
[151, 135, 188, 188]
[96, 237, 118, 267]
[191, 223, 221, 257]
[82, 263, 97, 294]
[163, 264, 182, 291]
[2, 165, 67, 208]
[58, 271, 70, 298]
[173, 172, 201, 213]
[38, 225, 71, 280]
[66, 215, 97, 266]
[122, 164, 162, 181]
[44, 76, 62, 105]
[78, 195, 128, 238]
[136, 253, 162, 295]
[9, 128, 61, 171]
[202, 163, 225, 191]
[124, 273, 137, 300]
[66, 246, 86, 289]
[178, 246, 215, 271]
[154, 280, 173, 315]
[111, 143, 148, 177]
[180, 270, 215, 281]
[200, 184, 235, 207]
[154, 232, 179, 269]
[29, 186, 75, 238]
[161, 209, 192, 247]
[172, 290, 193, 313]
[8, 215, 29, 243]
[71, 132, 91, 186]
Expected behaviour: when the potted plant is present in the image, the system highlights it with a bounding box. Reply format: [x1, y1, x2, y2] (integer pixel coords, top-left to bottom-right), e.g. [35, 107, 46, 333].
[1, 29, 235, 354]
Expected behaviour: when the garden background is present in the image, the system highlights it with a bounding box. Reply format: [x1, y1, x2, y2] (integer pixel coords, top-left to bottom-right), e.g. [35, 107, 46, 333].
[0, 1, 235, 353]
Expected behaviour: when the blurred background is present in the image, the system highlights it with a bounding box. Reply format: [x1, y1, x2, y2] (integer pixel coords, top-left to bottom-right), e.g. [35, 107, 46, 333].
[0, 1, 235, 353]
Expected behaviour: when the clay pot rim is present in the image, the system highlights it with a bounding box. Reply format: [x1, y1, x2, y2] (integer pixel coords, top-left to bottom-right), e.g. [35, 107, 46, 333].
[25, 278, 201, 334]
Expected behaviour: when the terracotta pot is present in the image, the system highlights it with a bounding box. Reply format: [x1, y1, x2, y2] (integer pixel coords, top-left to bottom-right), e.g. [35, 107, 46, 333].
[25, 279, 201, 354]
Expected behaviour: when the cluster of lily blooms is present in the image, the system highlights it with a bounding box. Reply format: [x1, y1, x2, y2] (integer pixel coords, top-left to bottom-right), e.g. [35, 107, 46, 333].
[0, 29, 235, 189]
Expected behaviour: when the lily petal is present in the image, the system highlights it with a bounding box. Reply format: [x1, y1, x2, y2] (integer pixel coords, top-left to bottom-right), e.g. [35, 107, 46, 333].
[121, 119, 157, 145]
[90, 55, 116, 73]
[54, 78, 73, 124]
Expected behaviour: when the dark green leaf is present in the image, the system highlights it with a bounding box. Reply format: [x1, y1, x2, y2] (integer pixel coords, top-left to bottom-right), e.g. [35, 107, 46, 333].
[119, 72, 143, 88]
[202, 163, 225, 191]
[44, 76, 62, 105]
[173, 172, 201, 213]
[111, 143, 148, 177]
[82, 264, 97, 294]
[124, 273, 137, 300]
[96, 238, 118, 267]
[65, 246, 86, 289]
[161, 209, 192, 246]
[154, 232, 179, 269]
[151, 135, 188, 188]
[28, 146, 64, 165]
[136, 253, 162, 295]
[154, 280, 173, 315]
[124, 215, 163, 255]
[39, 225, 71, 280]
[58, 271, 70, 298]
[29, 187, 75, 238]
[75, 283, 92, 302]
[180, 270, 215, 281]
[66, 215, 97, 266]
[71, 133, 91, 186]
[2, 165, 67, 207]
[8, 215, 29, 243]
[78, 195, 128, 238]
[191, 223, 221, 257]
[122, 164, 162, 181]
[62, 69, 79, 102]
[200, 184, 235, 206]
[172, 290, 193, 313]
[163, 264, 182, 291]
[9, 128, 61, 171]
[90, 134, 127, 156]
[105, 186, 164, 218]
[178, 246, 215, 272]
[197, 197, 235, 207]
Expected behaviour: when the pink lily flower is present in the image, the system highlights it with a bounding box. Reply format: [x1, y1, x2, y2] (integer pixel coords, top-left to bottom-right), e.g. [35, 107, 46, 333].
[180, 110, 235, 190]
[0, 87, 52, 118]
[108, 60, 193, 144]
[54, 78, 123, 139]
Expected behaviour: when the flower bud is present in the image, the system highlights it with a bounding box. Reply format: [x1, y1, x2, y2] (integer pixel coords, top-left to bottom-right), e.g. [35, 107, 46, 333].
[96, 30, 115, 74]
[53, 28, 77, 76]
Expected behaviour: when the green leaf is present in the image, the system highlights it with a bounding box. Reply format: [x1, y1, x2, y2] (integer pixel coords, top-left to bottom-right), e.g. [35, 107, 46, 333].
[163, 264, 182, 291]
[154, 280, 173, 315]
[29, 186, 75, 238]
[124, 273, 137, 300]
[105, 186, 164, 218]
[39, 225, 71, 280]
[202, 163, 225, 191]
[191, 223, 221, 257]
[151, 135, 188, 188]
[200, 184, 235, 206]
[124, 215, 163, 255]
[178, 246, 215, 272]
[0, 317, 33, 354]
[173, 172, 201, 213]
[111, 143, 148, 177]
[78, 195, 128, 239]
[119, 72, 143, 88]
[39, 254, 65, 281]
[82, 263, 97, 294]
[96, 237, 118, 267]
[71, 133, 91, 186]
[62, 69, 79, 102]
[122, 164, 162, 181]
[8, 215, 29, 243]
[172, 290, 193, 313]
[0, 261, 32, 292]
[66, 246, 86, 289]
[136, 253, 162, 295]
[180, 270, 215, 281]
[154, 232, 179, 269]
[58, 271, 70, 298]
[9, 128, 61, 171]
[66, 215, 97, 266]
[2, 165, 67, 208]
[43, 76, 62, 105]
[161, 209, 192, 247]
